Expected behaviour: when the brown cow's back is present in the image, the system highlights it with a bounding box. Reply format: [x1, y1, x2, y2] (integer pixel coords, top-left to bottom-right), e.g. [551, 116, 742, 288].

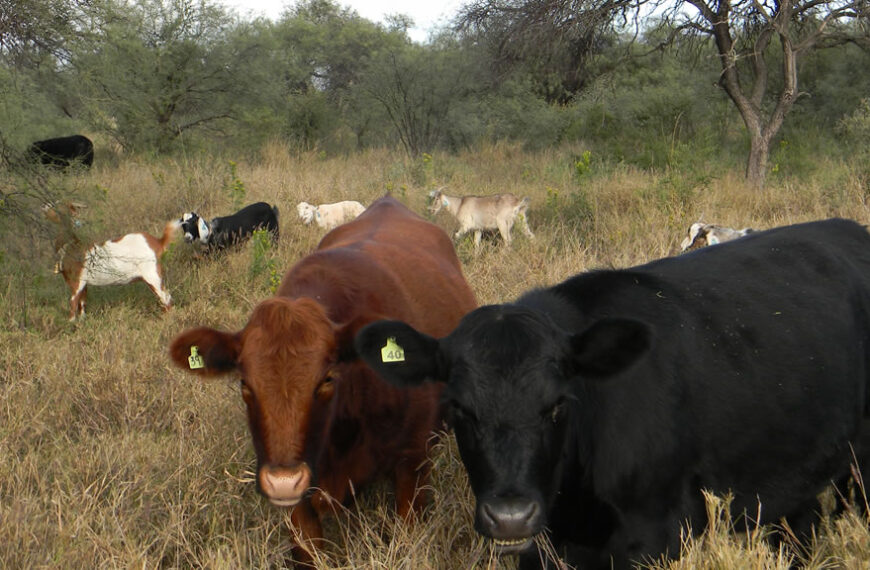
[284, 198, 471, 336]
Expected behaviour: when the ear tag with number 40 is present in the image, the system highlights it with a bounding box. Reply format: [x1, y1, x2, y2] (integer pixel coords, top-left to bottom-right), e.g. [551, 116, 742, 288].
[381, 337, 405, 363]
[188, 346, 205, 370]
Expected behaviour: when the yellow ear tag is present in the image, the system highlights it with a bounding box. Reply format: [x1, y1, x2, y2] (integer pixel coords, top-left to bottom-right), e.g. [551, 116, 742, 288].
[188, 346, 205, 370]
[381, 337, 405, 363]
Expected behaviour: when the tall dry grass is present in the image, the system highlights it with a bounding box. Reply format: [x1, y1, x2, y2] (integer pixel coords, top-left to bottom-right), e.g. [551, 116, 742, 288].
[1, 143, 869, 568]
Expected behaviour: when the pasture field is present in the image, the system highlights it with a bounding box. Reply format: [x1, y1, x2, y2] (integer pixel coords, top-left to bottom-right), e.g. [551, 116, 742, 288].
[2, 142, 869, 568]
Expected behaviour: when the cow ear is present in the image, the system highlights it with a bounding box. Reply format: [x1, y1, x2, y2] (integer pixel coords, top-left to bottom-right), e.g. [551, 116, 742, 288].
[354, 320, 442, 387]
[169, 327, 240, 377]
[567, 318, 651, 379]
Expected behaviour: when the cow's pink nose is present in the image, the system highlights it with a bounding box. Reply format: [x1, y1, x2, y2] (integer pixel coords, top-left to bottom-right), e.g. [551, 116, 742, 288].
[259, 463, 312, 507]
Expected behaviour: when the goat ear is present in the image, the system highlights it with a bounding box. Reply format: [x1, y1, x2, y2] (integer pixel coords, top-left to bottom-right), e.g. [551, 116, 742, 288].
[169, 327, 240, 377]
[354, 320, 442, 388]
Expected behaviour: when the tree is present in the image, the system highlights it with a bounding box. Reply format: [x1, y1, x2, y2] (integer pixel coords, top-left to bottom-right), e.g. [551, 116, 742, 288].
[458, 0, 870, 187]
[274, 0, 406, 149]
[664, 0, 870, 186]
[355, 38, 482, 156]
[459, 0, 633, 103]
[0, 0, 96, 67]
[69, 0, 257, 153]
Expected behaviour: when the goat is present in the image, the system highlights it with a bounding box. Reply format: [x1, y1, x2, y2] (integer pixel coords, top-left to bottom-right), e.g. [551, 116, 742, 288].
[29, 134, 94, 169]
[428, 188, 534, 249]
[45, 205, 179, 321]
[180, 202, 279, 252]
[296, 200, 366, 230]
[681, 222, 754, 252]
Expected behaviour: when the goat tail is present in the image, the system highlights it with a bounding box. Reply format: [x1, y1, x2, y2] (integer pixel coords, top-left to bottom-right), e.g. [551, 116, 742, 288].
[157, 219, 182, 255]
[270, 205, 280, 242]
[517, 196, 532, 213]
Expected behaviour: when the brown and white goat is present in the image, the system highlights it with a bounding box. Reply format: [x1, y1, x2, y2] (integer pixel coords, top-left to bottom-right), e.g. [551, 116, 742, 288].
[428, 188, 535, 249]
[45, 205, 179, 320]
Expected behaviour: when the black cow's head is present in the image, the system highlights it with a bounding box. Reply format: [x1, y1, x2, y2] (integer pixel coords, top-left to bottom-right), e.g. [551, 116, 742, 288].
[179, 212, 210, 244]
[355, 305, 650, 554]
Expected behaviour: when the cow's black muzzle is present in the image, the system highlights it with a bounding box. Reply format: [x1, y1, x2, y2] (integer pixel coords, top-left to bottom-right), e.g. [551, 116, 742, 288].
[476, 497, 543, 553]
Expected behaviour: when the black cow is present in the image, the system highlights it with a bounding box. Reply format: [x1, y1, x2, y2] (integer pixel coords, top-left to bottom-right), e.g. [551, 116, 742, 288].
[29, 135, 94, 169]
[356, 218, 870, 569]
[180, 202, 279, 252]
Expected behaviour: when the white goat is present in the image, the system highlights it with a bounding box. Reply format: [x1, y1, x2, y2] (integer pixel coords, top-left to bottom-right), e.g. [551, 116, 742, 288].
[681, 222, 754, 252]
[428, 188, 534, 249]
[46, 205, 179, 320]
[297, 200, 366, 230]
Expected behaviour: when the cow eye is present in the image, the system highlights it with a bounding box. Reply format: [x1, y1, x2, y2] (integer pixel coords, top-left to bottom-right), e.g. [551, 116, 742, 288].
[544, 399, 564, 423]
[321, 367, 340, 386]
[316, 369, 338, 399]
[240, 381, 253, 400]
[445, 400, 476, 425]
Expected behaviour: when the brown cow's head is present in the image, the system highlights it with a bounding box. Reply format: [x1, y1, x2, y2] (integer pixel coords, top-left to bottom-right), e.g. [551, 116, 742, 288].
[169, 297, 353, 507]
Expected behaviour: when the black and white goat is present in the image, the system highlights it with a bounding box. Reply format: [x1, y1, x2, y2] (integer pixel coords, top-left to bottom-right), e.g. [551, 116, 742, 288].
[180, 202, 279, 252]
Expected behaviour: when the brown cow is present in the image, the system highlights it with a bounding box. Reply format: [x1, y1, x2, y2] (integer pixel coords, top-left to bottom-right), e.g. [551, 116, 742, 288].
[168, 196, 477, 563]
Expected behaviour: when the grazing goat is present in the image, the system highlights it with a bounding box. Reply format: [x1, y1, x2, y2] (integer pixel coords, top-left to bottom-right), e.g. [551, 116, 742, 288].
[29, 134, 94, 169]
[180, 202, 279, 252]
[296, 200, 366, 230]
[45, 205, 179, 321]
[681, 222, 754, 252]
[428, 188, 534, 248]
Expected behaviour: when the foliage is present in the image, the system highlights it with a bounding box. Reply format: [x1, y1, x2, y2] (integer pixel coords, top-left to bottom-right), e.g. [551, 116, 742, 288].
[574, 150, 592, 179]
[269, 0, 405, 151]
[66, 0, 247, 153]
[839, 98, 870, 144]
[225, 160, 246, 209]
[1, 0, 867, 175]
[457, 0, 630, 103]
[249, 228, 280, 293]
[355, 38, 484, 156]
[456, 0, 870, 187]
[0, 0, 96, 67]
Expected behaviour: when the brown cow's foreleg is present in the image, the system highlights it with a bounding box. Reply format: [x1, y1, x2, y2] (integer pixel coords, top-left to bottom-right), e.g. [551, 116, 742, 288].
[394, 457, 430, 521]
[289, 500, 323, 567]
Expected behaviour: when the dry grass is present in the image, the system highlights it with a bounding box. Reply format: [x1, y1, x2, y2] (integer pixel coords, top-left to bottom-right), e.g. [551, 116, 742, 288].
[1, 143, 869, 568]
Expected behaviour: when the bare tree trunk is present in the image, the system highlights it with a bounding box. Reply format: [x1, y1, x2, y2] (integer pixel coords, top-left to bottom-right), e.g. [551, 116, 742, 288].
[746, 131, 771, 187]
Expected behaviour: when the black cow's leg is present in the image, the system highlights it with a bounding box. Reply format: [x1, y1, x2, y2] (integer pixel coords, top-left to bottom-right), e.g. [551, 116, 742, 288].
[517, 547, 556, 570]
[596, 511, 679, 570]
